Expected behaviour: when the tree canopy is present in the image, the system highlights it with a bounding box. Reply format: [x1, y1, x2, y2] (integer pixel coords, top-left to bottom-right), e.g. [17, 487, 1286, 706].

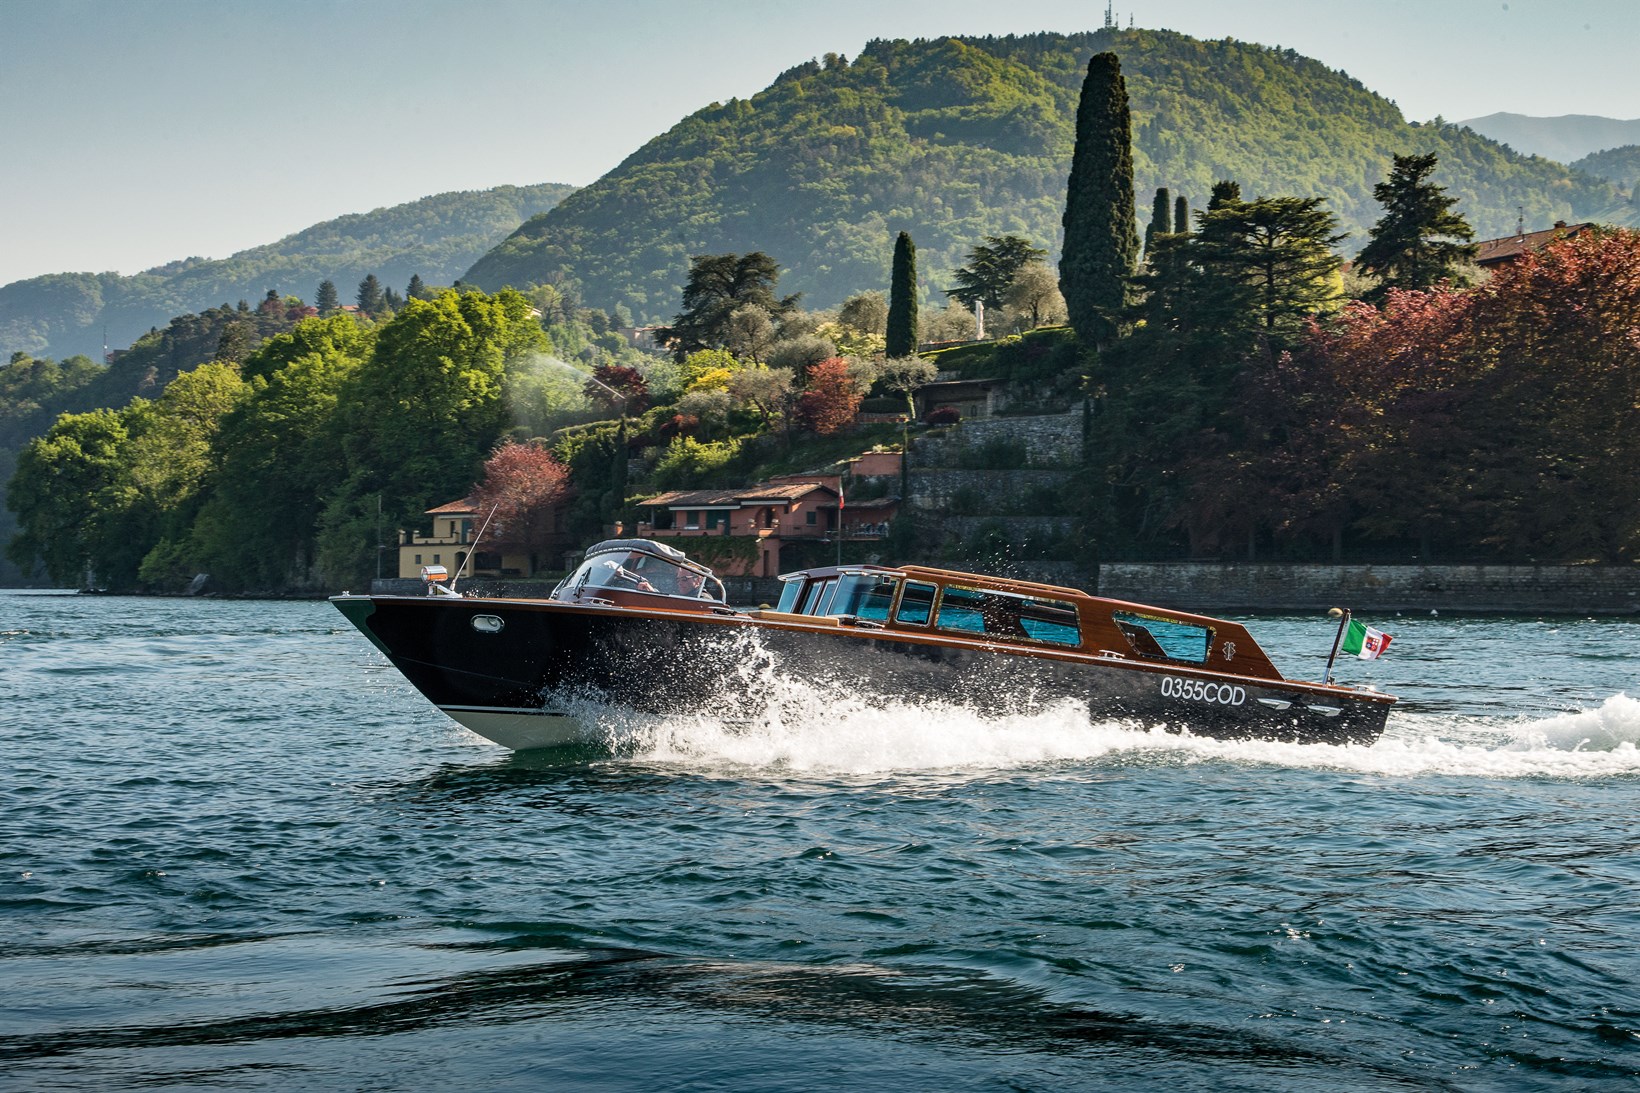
[657, 252, 799, 359]
[1355, 152, 1477, 297]
[1060, 51, 1138, 349]
[886, 232, 919, 358]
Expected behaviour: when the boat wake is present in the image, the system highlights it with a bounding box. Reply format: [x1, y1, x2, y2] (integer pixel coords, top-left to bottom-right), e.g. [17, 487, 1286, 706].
[507, 674, 1640, 781]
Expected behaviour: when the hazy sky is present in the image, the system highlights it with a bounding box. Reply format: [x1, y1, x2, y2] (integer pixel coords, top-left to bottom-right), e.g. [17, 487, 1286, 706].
[3, 0, 1637, 287]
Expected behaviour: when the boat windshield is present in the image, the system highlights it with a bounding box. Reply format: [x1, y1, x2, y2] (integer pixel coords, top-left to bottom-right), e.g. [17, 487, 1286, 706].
[829, 573, 898, 620]
[773, 570, 899, 618]
[556, 547, 725, 602]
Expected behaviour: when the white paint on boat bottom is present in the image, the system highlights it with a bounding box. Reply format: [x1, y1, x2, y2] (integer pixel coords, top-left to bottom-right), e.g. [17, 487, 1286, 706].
[438, 705, 583, 750]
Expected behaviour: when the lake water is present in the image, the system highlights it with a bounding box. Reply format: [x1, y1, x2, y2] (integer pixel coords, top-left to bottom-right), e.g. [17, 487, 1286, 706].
[2, 592, 1637, 1090]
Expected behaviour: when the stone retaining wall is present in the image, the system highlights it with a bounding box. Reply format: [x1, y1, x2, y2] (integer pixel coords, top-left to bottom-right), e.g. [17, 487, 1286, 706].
[1098, 563, 1640, 615]
[904, 468, 1077, 512]
[913, 411, 1082, 468]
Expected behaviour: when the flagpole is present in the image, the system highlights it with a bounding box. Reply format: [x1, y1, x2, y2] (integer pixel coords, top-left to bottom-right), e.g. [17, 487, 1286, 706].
[1323, 607, 1351, 685]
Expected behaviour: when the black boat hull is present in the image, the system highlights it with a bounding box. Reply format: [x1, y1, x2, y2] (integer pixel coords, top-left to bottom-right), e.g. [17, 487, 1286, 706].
[333, 595, 1392, 750]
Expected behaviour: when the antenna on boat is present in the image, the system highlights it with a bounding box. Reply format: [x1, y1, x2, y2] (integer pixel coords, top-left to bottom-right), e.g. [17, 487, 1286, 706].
[1323, 607, 1351, 685]
[450, 502, 500, 595]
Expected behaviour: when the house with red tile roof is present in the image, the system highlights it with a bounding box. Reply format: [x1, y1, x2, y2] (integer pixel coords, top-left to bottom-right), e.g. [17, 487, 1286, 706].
[636, 474, 900, 577]
[1474, 220, 1595, 270]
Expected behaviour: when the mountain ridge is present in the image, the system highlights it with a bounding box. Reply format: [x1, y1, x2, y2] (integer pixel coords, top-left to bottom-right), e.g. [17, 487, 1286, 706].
[464, 29, 1633, 320]
[0, 183, 576, 361]
[1457, 112, 1640, 163]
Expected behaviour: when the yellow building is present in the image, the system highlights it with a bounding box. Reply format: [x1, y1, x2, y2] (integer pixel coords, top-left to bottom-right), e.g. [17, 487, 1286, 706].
[398, 497, 572, 579]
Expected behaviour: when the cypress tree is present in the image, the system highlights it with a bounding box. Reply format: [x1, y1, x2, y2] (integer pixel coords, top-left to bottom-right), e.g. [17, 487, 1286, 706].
[1059, 52, 1139, 350]
[316, 279, 339, 315]
[886, 230, 919, 358]
[1175, 195, 1189, 237]
[1144, 187, 1171, 259]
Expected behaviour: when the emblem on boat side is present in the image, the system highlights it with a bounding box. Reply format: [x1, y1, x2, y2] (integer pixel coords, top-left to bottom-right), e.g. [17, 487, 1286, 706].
[1222, 641, 1236, 661]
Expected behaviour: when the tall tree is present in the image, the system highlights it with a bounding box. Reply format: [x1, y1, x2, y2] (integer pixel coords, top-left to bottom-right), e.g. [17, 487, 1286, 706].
[1144, 187, 1171, 259]
[1175, 194, 1189, 237]
[320, 288, 546, 585]
[1059, 51, 1138, 350]
[886, 231, 919, 358]
[406, 274, 428, 301]
[794, 358, 863, 436]
[658, 252, 798, 359]
[947, 235, 1047, 312]
[838, 291, 888, 336]
[469, 441, 571, 560]
[1003, 263, 1068, 330]
[316, 280, 339, 315]
[357, 274, 385, 317]
[1356, 152, 1477, 297]
[192, 328, 370, 590]
[724, 304, 777, 363]
[7, 407, 137, 586]
[1196, 195, 1347, 345]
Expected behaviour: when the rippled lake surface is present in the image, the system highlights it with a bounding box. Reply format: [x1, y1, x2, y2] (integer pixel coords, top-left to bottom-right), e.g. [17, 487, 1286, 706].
[2, 592, 1638, 1091]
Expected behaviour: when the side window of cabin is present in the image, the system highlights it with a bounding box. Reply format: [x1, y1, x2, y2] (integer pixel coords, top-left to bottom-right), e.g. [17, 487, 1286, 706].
[1016, 597, 1081, 646]
[895, 581, 936, 625]
[775, 580, 803, 613]
[798, 578, 835, 615]
[934, 587, 1082, 646]
[1112, 610, 1211, 663]
[934, 586, 989, 634]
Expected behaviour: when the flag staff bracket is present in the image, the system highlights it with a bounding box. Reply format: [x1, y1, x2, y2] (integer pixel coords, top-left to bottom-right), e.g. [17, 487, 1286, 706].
[1323, 607, 1351, 685]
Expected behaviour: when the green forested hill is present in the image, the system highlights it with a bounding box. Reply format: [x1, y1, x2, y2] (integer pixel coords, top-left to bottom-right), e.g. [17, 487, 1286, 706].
[465, 29, 1632, 319]
[1572, 146, 1640, 196]
[0, 183, 575, 360]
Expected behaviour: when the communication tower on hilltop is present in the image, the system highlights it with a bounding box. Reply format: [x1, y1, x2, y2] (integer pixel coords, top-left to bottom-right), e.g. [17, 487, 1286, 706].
[1104, 2, 1116, 29]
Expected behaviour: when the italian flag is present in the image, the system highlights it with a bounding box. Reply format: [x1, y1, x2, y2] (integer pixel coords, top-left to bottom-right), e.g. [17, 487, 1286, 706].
[1341, 619, 1392, 660]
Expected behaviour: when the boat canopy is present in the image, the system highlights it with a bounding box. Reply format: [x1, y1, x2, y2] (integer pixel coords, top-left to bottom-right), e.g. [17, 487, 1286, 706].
[551, 539, 727, 604]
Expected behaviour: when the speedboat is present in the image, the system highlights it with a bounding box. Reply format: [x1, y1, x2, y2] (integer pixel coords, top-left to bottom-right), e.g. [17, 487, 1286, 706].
[331, 538, 1394, 750]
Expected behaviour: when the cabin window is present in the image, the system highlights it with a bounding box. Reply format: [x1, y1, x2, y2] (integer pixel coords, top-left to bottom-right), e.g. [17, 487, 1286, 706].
[830, 574, 898, 620]
[895, 581, 936, 625]
[797, 578, 836, 615]
[414, 554, 422, 565]
[706, 510, 725, 530]
[806, 510, 817, 525]
[934, 586, 1082, 646]
[1112, 610, 1211, 663]
[775, 579, 803, 612]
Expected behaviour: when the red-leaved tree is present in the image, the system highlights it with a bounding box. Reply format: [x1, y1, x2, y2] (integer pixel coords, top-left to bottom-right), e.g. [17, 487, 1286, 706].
[1209, 228, 1640, 561]
[470, 441, 572, 555]
[794, 357, 862, 436]
[584, 364, 649, 415]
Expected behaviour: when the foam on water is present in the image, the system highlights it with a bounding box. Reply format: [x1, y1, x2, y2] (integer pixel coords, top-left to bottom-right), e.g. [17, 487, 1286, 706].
[553, 684, 1640, 781]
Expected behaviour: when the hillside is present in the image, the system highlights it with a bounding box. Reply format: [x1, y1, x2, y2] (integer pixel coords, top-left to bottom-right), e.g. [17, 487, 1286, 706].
[1572, 146, 1640, 196]
[0, 183, 576, 361]
[1459, 112, 1640, 163]
[465, 29, 1632, 319]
